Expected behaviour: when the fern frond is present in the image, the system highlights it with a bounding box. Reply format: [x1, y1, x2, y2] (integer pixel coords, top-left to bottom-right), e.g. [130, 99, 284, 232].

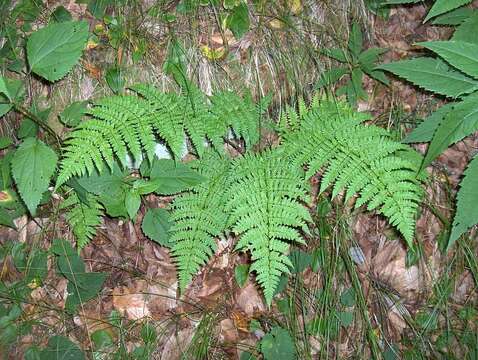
[61, 192, 103, 250]
[210, 91, 269, 148]
[225, 151, 311, 305]
[56, 84, 270, 189]
[170, 151, 232, 290]
[282, 100, 424, 245]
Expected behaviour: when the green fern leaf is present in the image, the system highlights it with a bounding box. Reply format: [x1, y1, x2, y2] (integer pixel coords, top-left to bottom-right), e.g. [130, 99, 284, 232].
[282, 99, 424, 245]
[378, 58, 478, 98]
[61, 192, 103, 250]
[170, 151, 232, 290]
[226, 152, 311, 305]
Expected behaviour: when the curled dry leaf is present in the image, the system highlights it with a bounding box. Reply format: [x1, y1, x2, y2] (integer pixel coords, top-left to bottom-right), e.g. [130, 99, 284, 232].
[113, 279, 177, 320]
[235, 282, 266, 317]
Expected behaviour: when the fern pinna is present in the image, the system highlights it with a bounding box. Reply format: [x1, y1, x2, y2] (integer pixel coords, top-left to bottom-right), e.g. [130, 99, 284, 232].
[55, 84, 267, 188]
[170, 151, 232, 291]
[281, 100, 424, 246]
[225, 151, 311, 304]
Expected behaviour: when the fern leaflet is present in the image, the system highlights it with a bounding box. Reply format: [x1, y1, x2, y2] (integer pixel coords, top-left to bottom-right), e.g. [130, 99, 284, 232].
[61, 192, 103, 250]
[225, 151, 311, 305]
[170, 151, 232, 290]
[282, 99, 424, 245]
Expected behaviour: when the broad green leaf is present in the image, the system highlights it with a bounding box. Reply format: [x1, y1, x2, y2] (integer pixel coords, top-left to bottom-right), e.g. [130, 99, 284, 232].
[348, 23, 363, 58]
[0, 136, 12, 149]
[358, 48, 388, 70]
[419, 41, 478, 79]
[338, 311, 354, 327]
[260, 327, 296, 360]
[91, 330, 114, 350]
[378, 58, 478, 98]
[12, 0, 42, 23]
[59, 101, 88, 127]
[141, 208, 172, 247]
[163, 39, 188, 86]
[17, 119, 38, 139]
[50, 5, 72, 22]
[367, 70, 390, 85]
[226, 2, 250, 39]
[105, 67, 124, 94]
[234, 264, 250, 287]
[52, 240, 107, 312]
[403, 102, 455, 143]
[125, 190, 141, 220]
[147, 159, 206, 195]
[449, 154, 478, 249]
[65, 271, 107, 312]
[0, 207, 15, 228]
[320, 48, 348, 63]
[453, 12, 478, 44]
[11, 138, 58, 215]
[88, 0, 113, 19]
[27, 21, 89, 82]
[0, 76, 24, 102]
[351, 68, 366, 100]
[421, 95, 478, 168]
[288, 250, 312, 273]
[77, 162, 127, 197]
[340, 287, 356, 307]
[39, 335, 85, 360]
[316, 67, 348, 88]
[432, 7, 474, 25]
[424, 0, 472, 22]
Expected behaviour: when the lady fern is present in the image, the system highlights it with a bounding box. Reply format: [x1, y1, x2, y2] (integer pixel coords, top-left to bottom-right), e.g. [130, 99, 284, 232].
[281, 99, 424, 245]
[61, 192, 103, 250]
[56, 84, 267, 188]
[170, 151, 232, 290]
[225, 151, 311, 304]
[55, 83, 425, 304]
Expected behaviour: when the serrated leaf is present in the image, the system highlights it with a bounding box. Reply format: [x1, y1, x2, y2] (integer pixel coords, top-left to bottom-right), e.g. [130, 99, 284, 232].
[148, 159, 206, 195]
[0, 76, 24, 102]
[59, 101, 88, 127]
[348, 23, 363, 58]
[421, 95, 478, 168]
[424, 0, 472, 23]
[321, 48, 348, 63]
[358, 47, 388, 70]
[453, 12, 478, 44]
[11, 138, 58, 215]
[27, 21, 89, 82]
[431, 7, 474, 25]
[226, 2, 250, 39]
[449, 154, 478, 249]
[419, 41, 478, 79]
[378, 58, 478, 98]
[125, 190, 141, 220]
[316, 67, 348, 88]
[141, 208, 172, 247]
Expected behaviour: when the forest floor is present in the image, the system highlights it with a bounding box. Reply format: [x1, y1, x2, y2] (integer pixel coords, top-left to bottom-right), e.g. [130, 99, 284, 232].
[0, 1, 477, 359]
